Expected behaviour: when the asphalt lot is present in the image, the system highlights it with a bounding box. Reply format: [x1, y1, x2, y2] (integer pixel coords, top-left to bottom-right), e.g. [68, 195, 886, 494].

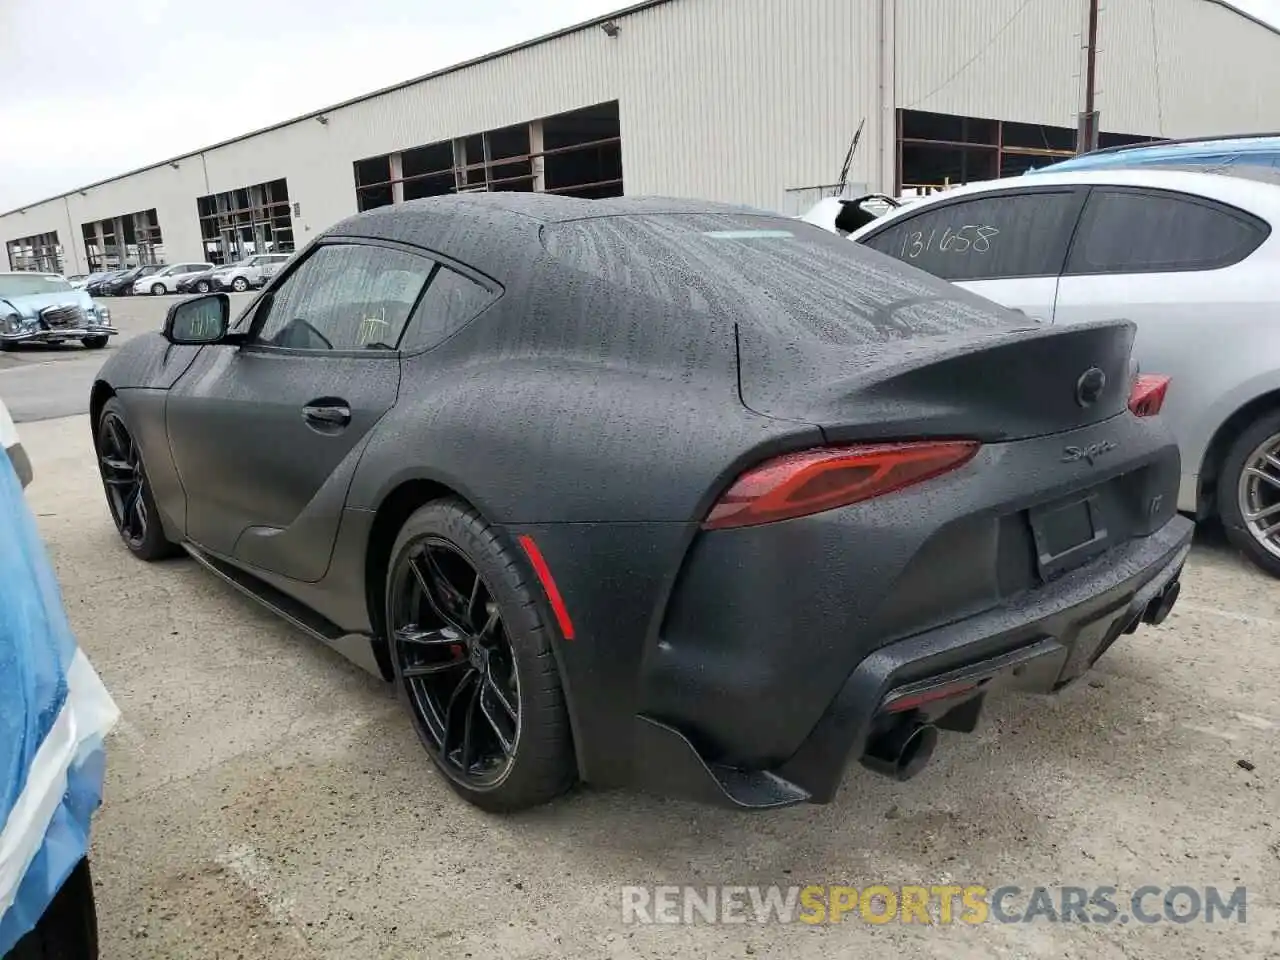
[6, 297, 1280, 959]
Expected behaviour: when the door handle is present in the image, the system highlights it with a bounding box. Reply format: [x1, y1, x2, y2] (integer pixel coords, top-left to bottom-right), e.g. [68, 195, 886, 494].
[302, 402, 351, 427]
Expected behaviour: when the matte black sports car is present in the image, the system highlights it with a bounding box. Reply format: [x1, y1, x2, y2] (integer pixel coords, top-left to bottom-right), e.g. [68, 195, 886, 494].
[90, 194, 1193, 812]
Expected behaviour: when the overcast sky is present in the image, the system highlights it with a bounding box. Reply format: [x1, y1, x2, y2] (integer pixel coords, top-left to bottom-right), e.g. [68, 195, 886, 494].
[2, 0, 1279, 211]
[0, 0, 621, 210]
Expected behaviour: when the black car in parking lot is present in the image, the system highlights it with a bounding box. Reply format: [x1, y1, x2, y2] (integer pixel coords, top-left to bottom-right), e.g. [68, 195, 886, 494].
[89, 194, 1192, 814]
[84, 272, 124, 297]
[98, 265, 166, 296]
[174, 268, 216, 295]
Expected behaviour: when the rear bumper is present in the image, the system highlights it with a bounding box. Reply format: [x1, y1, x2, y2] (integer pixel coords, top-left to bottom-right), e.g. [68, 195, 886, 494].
[630, 515, 1193, 808]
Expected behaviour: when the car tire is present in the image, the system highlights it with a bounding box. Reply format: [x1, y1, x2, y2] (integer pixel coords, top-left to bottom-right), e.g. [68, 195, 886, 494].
[386, 499, 576, 812]
[82, 336, 109, 350]
[95, 398, 182, 561]
[6, 858, 99, 960]
[0, 340, 17, 352]
[231, 277, 249, 292]
[196, 281, 210, 293]
[151, 283, 166, 296]
[1218, 408, 1280, 578]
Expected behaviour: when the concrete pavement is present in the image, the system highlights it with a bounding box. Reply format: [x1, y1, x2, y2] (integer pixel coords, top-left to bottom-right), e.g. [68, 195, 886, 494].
[16, 413, 1280, 960]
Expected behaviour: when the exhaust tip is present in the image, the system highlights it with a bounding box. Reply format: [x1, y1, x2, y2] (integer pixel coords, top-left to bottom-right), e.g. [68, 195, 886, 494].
[1143, 579, 1181, 626]
[861, 722, 939, 782]
[895, 724, 939, 781]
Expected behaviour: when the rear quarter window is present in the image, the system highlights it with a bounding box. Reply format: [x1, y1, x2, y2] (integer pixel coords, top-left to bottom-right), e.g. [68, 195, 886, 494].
[1063, 188, 1270, 275]
[399, 264, 499, 352]
[541, 213, 1024, 346]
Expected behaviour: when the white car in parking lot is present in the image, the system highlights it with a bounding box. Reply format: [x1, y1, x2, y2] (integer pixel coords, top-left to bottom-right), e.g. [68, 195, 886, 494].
[837, 165, 1280, 576]
[209, 253, 292, 292]
[132, 262, 216, 296]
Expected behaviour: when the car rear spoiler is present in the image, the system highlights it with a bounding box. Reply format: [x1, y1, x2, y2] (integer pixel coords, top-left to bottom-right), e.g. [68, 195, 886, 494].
[800, 194, 904, 236]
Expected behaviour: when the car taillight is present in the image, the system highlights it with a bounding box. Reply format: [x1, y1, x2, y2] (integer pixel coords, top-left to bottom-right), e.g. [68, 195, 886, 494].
[702, 440, 981, 531]
[1129, 374, 1170, 417]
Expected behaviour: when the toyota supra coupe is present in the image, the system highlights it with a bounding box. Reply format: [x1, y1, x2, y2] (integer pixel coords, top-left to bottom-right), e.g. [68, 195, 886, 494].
[90, 194, 1193, 812]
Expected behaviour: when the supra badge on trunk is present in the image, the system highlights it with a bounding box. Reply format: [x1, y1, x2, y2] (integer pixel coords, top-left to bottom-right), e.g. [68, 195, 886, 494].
[1061, 440, 1119, 465]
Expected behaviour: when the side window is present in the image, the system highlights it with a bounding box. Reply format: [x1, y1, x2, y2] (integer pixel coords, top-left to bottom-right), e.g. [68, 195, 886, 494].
[400, 265, 498, 352]
[861, 190, 1082, 281]
[252, 244, 434, 351]
[1064, 189, 1270, 275]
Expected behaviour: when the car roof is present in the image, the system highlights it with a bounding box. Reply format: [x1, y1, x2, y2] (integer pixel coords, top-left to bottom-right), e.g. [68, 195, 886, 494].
[331, 193, 779, 279]
[348, 192, 765, 226]
[851, 165, 1280, 236]
[1037, 134, 1280, 171]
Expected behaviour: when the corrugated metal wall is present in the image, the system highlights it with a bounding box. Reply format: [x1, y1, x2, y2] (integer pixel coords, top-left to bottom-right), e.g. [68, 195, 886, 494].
[896, 0, 1280, 137]
[613, 0, 881, 212]
[896, 0, 1085, 128]
[4, 0, 1280, 271]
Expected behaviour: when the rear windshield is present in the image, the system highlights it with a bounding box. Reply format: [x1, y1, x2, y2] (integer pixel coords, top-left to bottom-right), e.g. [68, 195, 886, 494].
[542, 213, 1022, 344]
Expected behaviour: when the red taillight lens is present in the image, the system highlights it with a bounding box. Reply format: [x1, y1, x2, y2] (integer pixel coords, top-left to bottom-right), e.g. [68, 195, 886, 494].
[702, 440, 981, 531]
[1129, 374, 1170, 417]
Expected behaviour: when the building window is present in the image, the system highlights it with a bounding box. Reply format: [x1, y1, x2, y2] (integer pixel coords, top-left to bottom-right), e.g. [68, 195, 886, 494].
[896, 109, 1157, 195]
[79, 209, 164, 272]
[196, 178, 295, 265]
[353, 100, 624, 210]
[5, 231, 63, 273]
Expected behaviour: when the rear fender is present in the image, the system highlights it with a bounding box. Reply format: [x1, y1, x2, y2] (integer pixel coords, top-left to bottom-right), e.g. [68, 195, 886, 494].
[1192, 371, 1280, 515]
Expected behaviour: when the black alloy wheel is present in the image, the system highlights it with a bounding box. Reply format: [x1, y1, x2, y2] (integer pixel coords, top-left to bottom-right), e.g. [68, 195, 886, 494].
[95, 399, 179, 561]
[394, 538, 520, 785]
[387, 500, 575, 811]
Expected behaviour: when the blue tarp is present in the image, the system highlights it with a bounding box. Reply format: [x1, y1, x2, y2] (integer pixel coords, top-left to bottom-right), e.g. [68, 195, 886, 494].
[0, 455, 113, 955]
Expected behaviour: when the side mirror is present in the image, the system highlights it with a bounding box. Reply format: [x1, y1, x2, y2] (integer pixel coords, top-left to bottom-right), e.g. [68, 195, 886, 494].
[163, 293, 233, 345]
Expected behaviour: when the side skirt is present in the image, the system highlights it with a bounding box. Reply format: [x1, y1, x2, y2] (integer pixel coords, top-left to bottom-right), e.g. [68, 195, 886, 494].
[182, 543, 386, 679]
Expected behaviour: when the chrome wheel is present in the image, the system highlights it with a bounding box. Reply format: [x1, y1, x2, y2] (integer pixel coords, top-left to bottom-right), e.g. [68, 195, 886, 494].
[97, 412, 149, 548]
[390, 538, 521, 789]
[1237, 431, 1280, 561]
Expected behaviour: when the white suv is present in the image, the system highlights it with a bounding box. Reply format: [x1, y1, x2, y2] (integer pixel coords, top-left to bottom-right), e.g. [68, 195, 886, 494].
[1, 396, 31, 488]
[210, 253, 292, 292]
[842, 166, 1280, 576]
[133, 262, 215, 296]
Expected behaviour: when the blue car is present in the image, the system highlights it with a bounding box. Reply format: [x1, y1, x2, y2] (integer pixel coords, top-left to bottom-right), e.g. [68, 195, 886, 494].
[0, 273, 117, 352]
[0, 407, 118, 959]
[1031, 133, 1280, 174]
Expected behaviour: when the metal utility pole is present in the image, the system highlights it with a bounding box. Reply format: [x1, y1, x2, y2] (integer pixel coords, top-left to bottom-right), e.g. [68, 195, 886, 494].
[1077, 0, 1101, 154]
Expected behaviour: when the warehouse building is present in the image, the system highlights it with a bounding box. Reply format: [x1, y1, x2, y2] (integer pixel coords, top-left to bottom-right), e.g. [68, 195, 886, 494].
[4, 0, 1280, 275]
